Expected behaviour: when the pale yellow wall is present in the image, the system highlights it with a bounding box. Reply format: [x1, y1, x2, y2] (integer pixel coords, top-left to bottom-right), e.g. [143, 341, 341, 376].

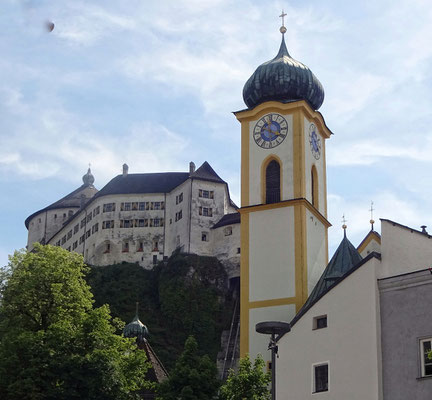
[276, 257, 382, 400]
[306, 209, 328, 295]
[248, 113, 294, 205]
[249, 207, 296, 302]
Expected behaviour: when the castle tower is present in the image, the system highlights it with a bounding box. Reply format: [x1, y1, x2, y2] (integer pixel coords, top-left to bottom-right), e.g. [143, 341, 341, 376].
[235, 21, 332, 360]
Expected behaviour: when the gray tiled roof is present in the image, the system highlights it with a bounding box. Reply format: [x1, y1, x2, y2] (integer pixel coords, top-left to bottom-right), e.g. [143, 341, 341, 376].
[211, 212, 240, 229]
[190, 161, 226, 183]
[290, 234, 363, 327]
[24, 184, 98, 228]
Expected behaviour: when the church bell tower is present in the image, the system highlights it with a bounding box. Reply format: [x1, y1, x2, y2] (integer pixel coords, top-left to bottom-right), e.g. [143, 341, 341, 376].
[235, 18, 332, 360]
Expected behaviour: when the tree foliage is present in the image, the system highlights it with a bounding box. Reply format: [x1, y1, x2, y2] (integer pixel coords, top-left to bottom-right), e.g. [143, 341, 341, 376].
[219, 354, 271, 400]
[0, 244, 150, 400]
[157, 336, 220, 400]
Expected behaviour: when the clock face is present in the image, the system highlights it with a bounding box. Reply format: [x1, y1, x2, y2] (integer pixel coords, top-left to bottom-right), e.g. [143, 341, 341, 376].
[253, 113, 288, 149]
[309, 124, 321, 160]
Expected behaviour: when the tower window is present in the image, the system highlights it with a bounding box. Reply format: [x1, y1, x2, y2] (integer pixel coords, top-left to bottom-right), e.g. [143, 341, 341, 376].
[265, 160, 280, 204]
[311, 165, 319, 208]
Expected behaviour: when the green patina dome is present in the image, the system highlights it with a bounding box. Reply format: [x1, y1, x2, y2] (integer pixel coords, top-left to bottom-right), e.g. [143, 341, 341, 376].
[243, 34, 324, 110]
[123, 304, 149, 340]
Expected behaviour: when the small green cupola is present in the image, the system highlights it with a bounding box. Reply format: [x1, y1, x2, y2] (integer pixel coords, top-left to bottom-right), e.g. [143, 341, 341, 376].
[123, 302, 149, 342]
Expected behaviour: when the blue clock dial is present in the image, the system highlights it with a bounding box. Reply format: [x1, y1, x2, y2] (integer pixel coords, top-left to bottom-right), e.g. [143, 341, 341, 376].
[253, 113, 288, 149]
[309, 124, 321, 160]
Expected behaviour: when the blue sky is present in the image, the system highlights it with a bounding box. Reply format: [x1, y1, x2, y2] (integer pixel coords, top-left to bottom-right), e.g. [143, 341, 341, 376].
[1, 0, 432, 268]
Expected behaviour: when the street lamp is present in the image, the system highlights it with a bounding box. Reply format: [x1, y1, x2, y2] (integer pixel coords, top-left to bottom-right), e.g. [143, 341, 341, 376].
[256, 321, 291, 400]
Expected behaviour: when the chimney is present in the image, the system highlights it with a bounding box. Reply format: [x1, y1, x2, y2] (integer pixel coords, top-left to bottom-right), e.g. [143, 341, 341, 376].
[421, 225, 428, 234]
[123, 163, 129, 177]
[189, 161, 196, 174]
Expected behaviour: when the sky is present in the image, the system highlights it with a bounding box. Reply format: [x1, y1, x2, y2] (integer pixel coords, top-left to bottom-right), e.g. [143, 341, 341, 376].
[1, 0, 432, 268]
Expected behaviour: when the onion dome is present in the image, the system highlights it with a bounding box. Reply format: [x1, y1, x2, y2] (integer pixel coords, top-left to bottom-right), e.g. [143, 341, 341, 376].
[82, 167, 95, 186]
[123, 303, 149, 342]
[243, 31, 324, 110]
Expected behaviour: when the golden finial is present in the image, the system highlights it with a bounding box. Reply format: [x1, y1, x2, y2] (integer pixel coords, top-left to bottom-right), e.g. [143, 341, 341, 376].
[279, 10, 287, 34]
[369, 201, 375, 231]
[342, 214, 347, 236]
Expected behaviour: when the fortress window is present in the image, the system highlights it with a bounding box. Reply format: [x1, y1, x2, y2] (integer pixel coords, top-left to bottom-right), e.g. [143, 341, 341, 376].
[139, 202, 146, 210]
[122, 242, 129, 252]
[137, 219, 145, 227]
[104, 243, 111, 253]
[72, 241, 77, 250]
[93, 206, 100, 217]
[154, 218, 160, 227]
[265, 160, 281, 204]
[175, 210, 183, 221]
[132, 202, 138, 210]
[176, 193, 183, 204]
[153, 255, 158, 265]
[224, 226, 232, 236]
[153, 241, 159, 251]
[85, 230, 91, 239]
[120, 219, 132, 228]
[137, 242, 144, 252]
[67, 230, 72, 240]
[61, 236, 66, 245]
[56, 240, 60, 246]
[74, 224, 79, 234]
[144, 219, 149, 227]
[154, 202, 161, 210]
[79, 235, 84, 244]
[199, 189, 214, 199]
[92, 223, 99, 233]
[38, 218, 41, 223]
[202, 232, 208, 242]
[102, 220, 114, 229]
[103, 203, 115, 213]
[237, 247, 241, 254]
[145, 202, 150, 210]
[87, 213, 92, 223]
[54, 214, 57, 219]
[199, 207, 213, 217]
[80, 218, 86, 228]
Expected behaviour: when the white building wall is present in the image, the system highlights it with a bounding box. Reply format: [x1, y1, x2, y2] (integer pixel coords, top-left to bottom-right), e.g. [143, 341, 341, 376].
[249, 207, 295, 302]
[212, 223, 240, 279]
[379, 220, 432, 279]
[248, 113, 294, 205]
[27, 207, 79, 250]
[276, 256, 382, 400]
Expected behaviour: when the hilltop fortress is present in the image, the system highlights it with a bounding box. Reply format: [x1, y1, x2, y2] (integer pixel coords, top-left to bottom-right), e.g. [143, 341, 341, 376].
[25, 161, 240, 276]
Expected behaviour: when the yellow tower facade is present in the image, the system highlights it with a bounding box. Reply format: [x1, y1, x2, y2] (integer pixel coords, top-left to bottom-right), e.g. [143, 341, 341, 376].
[236, 32, 332, 360]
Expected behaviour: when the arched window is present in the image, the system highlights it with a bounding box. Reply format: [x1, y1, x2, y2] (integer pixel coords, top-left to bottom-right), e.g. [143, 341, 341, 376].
[311, 165, 319, 208]
[266, 160, 280, 204]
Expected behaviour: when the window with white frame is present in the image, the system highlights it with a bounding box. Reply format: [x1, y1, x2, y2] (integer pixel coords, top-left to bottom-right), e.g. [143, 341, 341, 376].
[420, 338, 432, 377]
[313, 363, 329, 393]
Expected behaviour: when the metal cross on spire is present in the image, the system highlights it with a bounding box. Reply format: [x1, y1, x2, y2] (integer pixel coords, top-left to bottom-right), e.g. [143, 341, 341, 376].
[369, 201, 375, 231]
[279, 10, 287, 34]
[342, 214, 347, 237]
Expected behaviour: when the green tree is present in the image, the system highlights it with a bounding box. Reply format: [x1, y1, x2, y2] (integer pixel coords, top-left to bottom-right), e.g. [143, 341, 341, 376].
[219, 354, 271, 400]
[0, 244, 150, 400]
[157, 335, 219, 400]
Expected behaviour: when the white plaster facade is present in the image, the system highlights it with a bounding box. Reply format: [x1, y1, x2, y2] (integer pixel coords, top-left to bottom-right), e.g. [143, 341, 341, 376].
[275, 219, 432, 400]
[26, 162, 240, 271]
